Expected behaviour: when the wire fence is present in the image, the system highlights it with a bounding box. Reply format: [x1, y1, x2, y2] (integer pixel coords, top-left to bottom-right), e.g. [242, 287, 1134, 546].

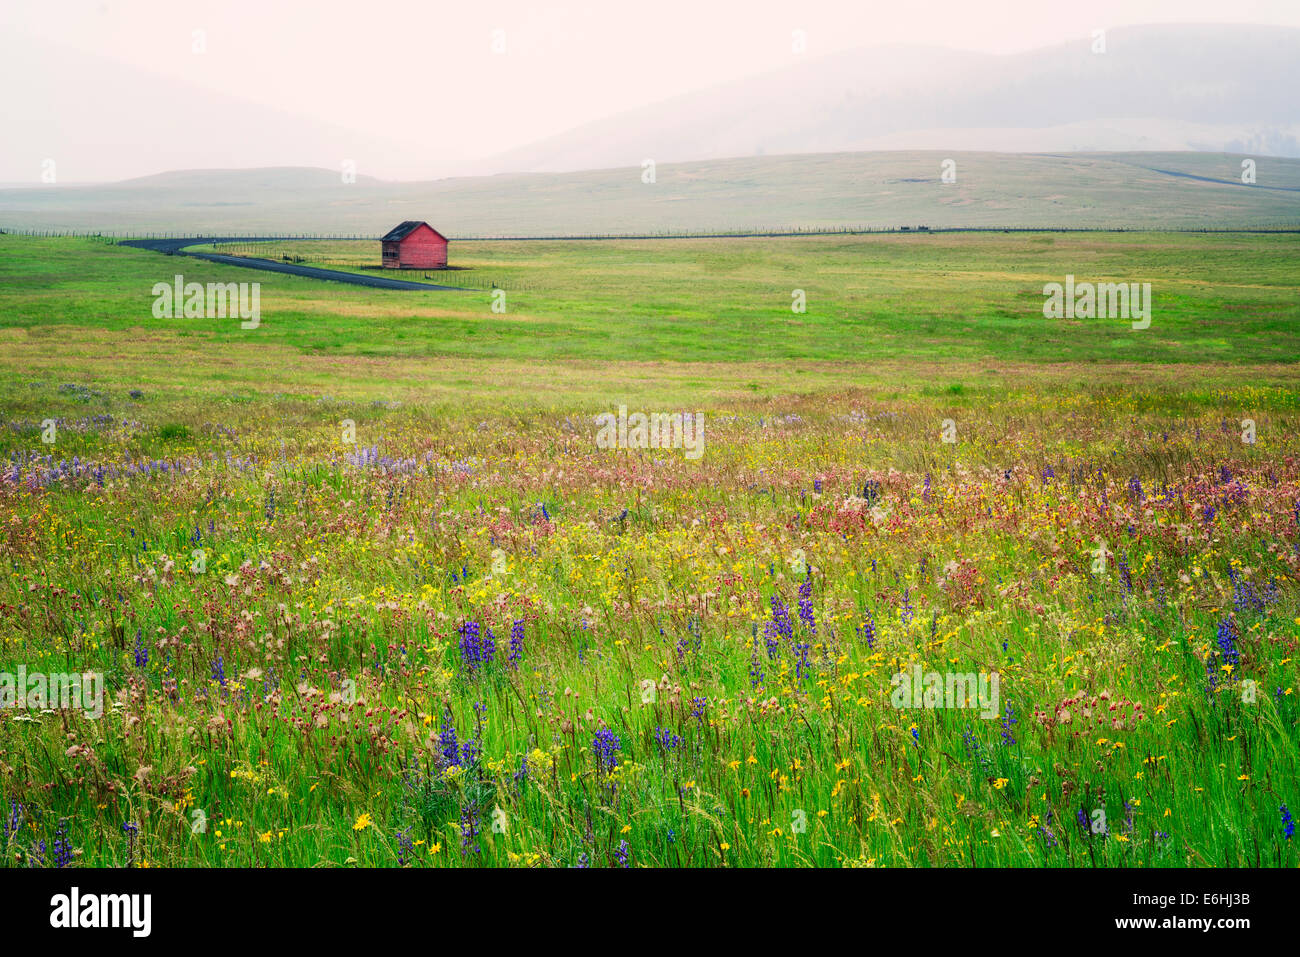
[199, 240, 538, 291]
[5, 224, 1300, 241]
[5, 225, 1295, 294]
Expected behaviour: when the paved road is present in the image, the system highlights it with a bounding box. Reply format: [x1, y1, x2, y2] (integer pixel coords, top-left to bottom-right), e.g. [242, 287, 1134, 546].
[120, 237, 464, 290]
[1143, 168, 1300, 192]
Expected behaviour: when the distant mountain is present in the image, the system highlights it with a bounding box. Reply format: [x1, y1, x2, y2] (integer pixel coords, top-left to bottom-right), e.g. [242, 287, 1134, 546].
[114, 168, 385, 190]
[0, 34, 421, 184]
[488, 24, 1300, 173]
[6, 22, 1295, 185]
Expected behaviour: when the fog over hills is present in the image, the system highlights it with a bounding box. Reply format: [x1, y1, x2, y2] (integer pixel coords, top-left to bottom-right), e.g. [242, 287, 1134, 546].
[3, 19, 1298, 233]
[0, 34, 421, 184]
[1, 23, 1295, 185]
[488, 24, 1300, 173]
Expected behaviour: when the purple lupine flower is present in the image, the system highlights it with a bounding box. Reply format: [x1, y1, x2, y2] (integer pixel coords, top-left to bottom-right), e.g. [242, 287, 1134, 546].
[592, 729, 621, 774]
[460, 802, 480, 856]
[858, 610, 876, 650]
[763, 620, 780, 660]
[797, 574, 816, 635]
[1040, 809, 1058, 848]
[52, 819, 73, 868]
[770, 595, 794, 642]
[862, 480, 880, 505]
[438, 712, 460, 768]
[1216, 618, 1240, 680]
[3, 800, 23, 841]
[655, 726, 682, 753]
[1001, 703, 1017, 746]
[794, 641, 811, 680]
[1229, 569, 1266, 615]
[508, 619, 524, 668]
[458, 620, 493, 671]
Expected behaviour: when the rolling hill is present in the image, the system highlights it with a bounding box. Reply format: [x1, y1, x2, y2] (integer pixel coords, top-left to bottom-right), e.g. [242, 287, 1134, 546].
[2, 151, 1299, 236]
[488, 24, 1300, 173]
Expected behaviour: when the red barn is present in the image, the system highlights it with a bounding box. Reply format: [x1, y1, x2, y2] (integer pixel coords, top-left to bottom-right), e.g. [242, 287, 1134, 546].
[380, 221, 448, 269]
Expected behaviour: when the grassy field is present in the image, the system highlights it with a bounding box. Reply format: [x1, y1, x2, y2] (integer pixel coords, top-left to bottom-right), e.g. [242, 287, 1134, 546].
[4, 231, 1300, 375]
[0, 231, 1297, 867]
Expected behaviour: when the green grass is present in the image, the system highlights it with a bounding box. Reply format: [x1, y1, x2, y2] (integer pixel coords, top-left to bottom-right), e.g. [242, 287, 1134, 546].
[1, 232, 1298, 386]
[0, 232, 1297, 868]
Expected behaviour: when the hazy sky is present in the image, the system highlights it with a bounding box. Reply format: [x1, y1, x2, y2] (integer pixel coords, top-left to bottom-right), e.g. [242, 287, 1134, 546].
[3, 0, 1299, 181]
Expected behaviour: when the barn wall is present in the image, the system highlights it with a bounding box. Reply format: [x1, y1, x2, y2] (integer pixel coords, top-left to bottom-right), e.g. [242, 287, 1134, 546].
[397, 225, 447, 268]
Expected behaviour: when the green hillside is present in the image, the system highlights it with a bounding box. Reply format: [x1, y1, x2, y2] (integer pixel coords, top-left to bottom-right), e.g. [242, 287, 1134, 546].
[2, 151, 1298, 236]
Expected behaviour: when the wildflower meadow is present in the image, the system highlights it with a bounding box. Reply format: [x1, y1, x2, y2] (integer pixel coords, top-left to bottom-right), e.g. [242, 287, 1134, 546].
[1, 233, 1297, 870]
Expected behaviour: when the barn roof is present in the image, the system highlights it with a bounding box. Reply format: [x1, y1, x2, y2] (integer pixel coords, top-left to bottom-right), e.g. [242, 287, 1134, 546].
[381, 221, 445, 242]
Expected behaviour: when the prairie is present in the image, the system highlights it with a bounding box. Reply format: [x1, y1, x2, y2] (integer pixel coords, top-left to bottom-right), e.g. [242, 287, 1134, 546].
[0, 231, 1296, 867]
